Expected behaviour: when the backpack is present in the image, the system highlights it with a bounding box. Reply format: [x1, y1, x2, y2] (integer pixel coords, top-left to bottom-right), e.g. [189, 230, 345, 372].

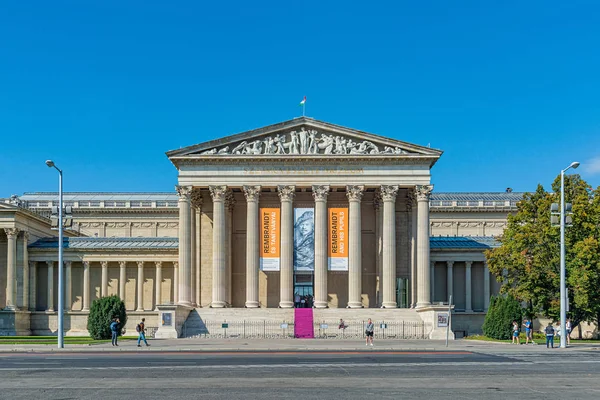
[136, 324, 141, 333]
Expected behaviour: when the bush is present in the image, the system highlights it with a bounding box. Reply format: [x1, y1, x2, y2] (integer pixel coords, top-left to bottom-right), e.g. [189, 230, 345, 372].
[87, 295, 127, 340]
[482, 295, 523, 340]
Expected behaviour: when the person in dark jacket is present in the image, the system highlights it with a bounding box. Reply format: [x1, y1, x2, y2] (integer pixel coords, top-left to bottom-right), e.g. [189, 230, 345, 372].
[544, 323, 555, 348]
[110, 318, 120, 347]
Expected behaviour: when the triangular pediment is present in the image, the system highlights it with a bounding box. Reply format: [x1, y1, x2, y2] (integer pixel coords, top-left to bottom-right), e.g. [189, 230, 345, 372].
[166, 117, 442, 158]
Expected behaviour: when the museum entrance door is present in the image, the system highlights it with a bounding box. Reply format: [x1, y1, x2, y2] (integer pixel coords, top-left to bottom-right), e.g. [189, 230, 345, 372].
[293, 273, 314, 308]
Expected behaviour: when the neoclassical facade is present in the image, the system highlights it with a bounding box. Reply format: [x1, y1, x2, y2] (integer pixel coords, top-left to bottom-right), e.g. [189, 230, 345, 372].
[0, 118, 524, 337]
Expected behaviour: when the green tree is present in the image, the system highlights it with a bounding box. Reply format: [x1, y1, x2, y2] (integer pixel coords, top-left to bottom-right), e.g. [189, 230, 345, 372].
[482, 295, 523, 340]
[87, 295, 127, 340]
[486, 175, 600, 328]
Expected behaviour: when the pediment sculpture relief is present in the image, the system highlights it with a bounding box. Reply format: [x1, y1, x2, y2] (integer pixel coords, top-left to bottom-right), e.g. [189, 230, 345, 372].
[200, 127, 413, 156]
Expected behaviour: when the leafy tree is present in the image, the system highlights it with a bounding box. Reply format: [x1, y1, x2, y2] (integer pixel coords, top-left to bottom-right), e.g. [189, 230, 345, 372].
[486, 174, 600, 329]
[482, 295, 522, 340]
[87, 295, 127, 340]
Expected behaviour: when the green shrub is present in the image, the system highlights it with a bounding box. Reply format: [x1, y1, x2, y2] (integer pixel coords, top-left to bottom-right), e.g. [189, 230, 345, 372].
[482, 295, 523, 340]
[87, 295, 127, 340]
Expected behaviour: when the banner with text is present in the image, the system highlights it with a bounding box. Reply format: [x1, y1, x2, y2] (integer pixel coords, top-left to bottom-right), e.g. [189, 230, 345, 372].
[328, 208, 348, 271]
[260, 208, 280, 271]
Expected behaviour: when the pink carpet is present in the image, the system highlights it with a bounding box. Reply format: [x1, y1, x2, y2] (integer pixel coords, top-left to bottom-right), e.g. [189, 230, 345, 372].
[294, 308, 314, 339]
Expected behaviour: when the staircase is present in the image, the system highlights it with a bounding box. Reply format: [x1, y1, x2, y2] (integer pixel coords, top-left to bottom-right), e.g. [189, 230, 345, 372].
[294, 308, 314, 339]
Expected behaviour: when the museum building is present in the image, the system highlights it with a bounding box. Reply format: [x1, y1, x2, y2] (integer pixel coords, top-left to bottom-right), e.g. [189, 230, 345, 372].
[0, 118, 523, 338]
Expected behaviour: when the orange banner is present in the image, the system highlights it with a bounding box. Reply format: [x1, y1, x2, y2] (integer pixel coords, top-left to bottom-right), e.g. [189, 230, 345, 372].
[328, 208, 348, 271]
[260, 208, 280, 271]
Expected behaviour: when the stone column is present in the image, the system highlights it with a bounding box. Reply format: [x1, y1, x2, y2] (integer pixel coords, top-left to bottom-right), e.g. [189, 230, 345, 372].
[446, 261, 454, 302]
[100, 261, 108, 297]
[226, 191, 235, 305]
[347, 185, 364, 308]
[4, 228, 19, 309]
[155, 261, 162, 310]
[430, 261, 435, 303]
[136, 261, 144, 311]
[313, 185, 330, 309]
[191, 190, 203, 307]
[416, 184, 433, 308]
[47, 261, 54, 312]
[409, 194, 418, 308]
[278, 185, 295, 308]
[484, 261, 490, 311]
[22, 231, 30, 310]
[209, 185, 228, 308]
[119, 261, 127, 301]
[465, 261, 473, 312]
[381, 185, 399, 308]
[243, 185, 261, 308]
[176, 185, 193, 306]
[29, 261, 37, 311]
[65, 261, 72, 311]
[82, 261, 90, 311]
[189, 195, 196, 307]
[173, 261, 179, 304]
[373, 192, 383, 307]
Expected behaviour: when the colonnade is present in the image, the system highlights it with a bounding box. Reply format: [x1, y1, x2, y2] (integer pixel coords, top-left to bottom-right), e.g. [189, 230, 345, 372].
[175, 184, 434, 309]
[431, 260, 491, 311]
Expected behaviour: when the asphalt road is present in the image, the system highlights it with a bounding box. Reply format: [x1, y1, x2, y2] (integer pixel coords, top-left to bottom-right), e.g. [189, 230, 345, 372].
[0, 350, 598, 399]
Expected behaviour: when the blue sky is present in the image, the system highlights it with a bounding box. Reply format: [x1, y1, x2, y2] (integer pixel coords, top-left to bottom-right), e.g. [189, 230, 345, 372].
[1, 1, 599, 195]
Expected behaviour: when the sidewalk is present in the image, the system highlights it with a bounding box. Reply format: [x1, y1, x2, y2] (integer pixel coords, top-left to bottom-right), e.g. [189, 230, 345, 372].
[1, 338, 598, 353]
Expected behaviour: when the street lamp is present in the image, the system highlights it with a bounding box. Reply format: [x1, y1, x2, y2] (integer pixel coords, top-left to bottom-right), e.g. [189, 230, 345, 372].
[560, 161, 579, 348]
[46, 160, 64, 349]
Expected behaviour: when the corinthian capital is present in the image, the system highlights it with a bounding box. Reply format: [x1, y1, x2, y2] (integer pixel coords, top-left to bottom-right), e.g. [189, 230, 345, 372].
[190, 189, 203, 209]
[312, 185, 330, 201]
[380, 185, 399, 202]
[346, 185, 365, 202]
[243, 185, 261, 202]
[277, 185, 295, 202]
[175, 185, 193, 199]
[225, 190, 235, 211]
[4, 228, 19, 239]
[209, 185, 228, 202]
[415, 185, 434, 201]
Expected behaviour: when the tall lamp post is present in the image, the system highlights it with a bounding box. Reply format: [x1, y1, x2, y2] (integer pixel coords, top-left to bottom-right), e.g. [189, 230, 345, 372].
[46, 160, 64, 349]
[560, 161, 580, 348]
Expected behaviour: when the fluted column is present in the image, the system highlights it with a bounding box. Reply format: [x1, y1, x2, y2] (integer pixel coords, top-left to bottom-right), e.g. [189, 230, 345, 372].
[100, 261, 108, 297]
[119, 261, 127, 301]
[381, 185, 399, 308]
[82, 261, 90, 311]
[189, 195, 196, 306]
[29, 261, 37, 311]
[4, 228, 19, 310]
[209, 185, 228, 308]
[278, 186, 295, 308]
[347, 185, 364, 308]
[313, 185, 330, 309]
[446, 261, 454, 302]
[136, 261, 144, 311]
[465, 261, 473, 312]
[373, 192, 383, 306]
[173, 261, 179, 304]
[47, 261, 54, 312]
[155, 261, 162, 310]
[484, 261, 490, 311]
[65, 261, 72, 311]
[430, 261, 435, 303]
[191, 190, 203, 307]
[416, 184, 433, 308]
[176, 185, 193, 306]
[243, 185, 261, 308]
[22, 231, 30, 310]
[409, 194, 418, 308]
[226, 191, 235, 305]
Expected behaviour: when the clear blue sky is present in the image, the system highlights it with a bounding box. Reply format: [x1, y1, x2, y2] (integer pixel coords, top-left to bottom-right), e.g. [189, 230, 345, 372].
[1, 1, 599, 195]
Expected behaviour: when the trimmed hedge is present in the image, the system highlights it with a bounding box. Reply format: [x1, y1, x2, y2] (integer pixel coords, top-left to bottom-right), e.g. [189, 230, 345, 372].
[87, 295, 127, 340]
[482, 295, 523, 340]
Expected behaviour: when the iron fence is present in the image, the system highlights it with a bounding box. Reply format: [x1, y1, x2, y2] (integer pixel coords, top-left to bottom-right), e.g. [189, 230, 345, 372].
[313, 320, 428, 339]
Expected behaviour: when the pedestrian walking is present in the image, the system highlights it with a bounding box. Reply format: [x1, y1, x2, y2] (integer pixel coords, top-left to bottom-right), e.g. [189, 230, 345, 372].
[523, 318, 534, 345]
[136, 318, 150, 347]
[110, 318, 120, 347]
[511, 321, 520, 344]
[544, 323, 555, 348]
[566, 319, 572, 345]
[365, 318, 374, 347]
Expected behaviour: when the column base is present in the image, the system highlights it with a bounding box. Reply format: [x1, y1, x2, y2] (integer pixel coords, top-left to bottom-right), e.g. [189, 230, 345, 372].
[3, 305, 18, 311]
[177, 300, 193, 307]
[381, 302, 397, 309]
[466, 309, 473, 313]
[416, 302, 431, 309]
[47, 308, 55, 312]
[136, 308, 144, 312]
[314, 301, 328, 309]
[347, 302, 364, 308]
[210, 301, 227, 308]
[82, 307, 89, 312]
[245, 301, 260, 308]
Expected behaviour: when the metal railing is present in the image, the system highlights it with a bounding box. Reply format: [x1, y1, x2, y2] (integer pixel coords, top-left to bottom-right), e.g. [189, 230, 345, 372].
[314, 320, 427, 339]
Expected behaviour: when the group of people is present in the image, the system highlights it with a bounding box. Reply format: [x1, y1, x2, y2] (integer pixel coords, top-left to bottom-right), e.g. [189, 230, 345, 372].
[336, 318, 375, 346]
[511, 318, 573, 348]
[294, 293, 314, 308]
[109, 317, 151, 348]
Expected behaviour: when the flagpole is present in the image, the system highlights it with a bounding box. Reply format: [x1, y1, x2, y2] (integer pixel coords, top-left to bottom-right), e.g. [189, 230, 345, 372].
[303, 102, 305, 117]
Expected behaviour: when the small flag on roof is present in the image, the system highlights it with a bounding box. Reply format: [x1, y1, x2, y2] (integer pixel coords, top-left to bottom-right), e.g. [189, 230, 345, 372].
[299, 96, 306, 106]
